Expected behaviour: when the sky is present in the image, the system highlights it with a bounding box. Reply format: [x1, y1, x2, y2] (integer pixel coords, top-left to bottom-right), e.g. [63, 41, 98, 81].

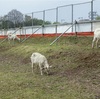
[0, 0, 99, 23]
[0, 0, 94, 16]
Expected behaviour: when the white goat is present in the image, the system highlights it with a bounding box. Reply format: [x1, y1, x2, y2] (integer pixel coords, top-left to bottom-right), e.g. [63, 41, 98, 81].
[7, 31, 20, 43]
[30, 52, 51, 75]
[92, 28, 100, 48]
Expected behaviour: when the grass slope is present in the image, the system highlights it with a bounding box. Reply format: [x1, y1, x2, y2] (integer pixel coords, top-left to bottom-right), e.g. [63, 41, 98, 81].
[0, 36, 100, 99]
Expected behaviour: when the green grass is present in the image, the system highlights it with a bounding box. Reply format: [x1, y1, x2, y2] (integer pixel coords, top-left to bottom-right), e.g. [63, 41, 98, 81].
[0, 36, 100, 99]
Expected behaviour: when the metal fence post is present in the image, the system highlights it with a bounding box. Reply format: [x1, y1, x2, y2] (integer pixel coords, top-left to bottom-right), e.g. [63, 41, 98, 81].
[1, 16, 3, 29]
[32, 12, 34, 34]
[75, 20, 77, 37]
[32, 12, 34, 26]
[91, 0, 94, 31]
[42, 10, 45, 35]
[7, 15, 9, 29]
[20, 27, 21, 41]
[22, 14, 25, 30]
[56, 7, 58, 33]
[72, 4, 73, 32]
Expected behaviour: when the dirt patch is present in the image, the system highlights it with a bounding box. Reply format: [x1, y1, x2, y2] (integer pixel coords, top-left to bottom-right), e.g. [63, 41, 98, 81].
[56, 51, 100, 96]
[21, 57, 30, 64]
[49, 51, 73, 59]
[48, 50, 100, 77]
[0, 46, 10, 52]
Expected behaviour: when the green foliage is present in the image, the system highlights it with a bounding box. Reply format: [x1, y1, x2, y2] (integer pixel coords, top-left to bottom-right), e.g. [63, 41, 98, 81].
[53, 22, 60, 24]
[0, 18, 52, 29]
[95, 15, 100, 20]
[44, 21, 51, 25]
[24, 18, 51, 26]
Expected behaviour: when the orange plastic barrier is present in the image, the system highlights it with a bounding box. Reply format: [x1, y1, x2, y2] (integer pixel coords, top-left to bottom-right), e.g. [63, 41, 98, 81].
[0, 32, 94, 39]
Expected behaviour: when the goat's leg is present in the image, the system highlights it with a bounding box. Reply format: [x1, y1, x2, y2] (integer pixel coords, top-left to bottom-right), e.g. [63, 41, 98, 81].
[96, 38, 99, 48]
[32, 63, 34, 73]
[45, 69, 49, 75]
[16, 36, 20, 42]
[8, 38, 10, 44]
[39, 63, 43, 75]
[92, 37, 96, 48]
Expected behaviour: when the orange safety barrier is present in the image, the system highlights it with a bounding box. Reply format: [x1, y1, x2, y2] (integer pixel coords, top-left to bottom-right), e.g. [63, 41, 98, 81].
[0, 32, 94, 39]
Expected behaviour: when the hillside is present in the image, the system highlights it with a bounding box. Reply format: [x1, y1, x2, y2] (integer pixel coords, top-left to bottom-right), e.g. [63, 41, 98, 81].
[0, 36, 100, 99]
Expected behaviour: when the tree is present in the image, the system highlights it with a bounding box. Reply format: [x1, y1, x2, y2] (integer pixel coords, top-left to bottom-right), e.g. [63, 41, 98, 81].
[0, 9, 52, 29]
[95, 15, 100, 20]
[7, 9, 23, 24]
[25, 15, 31, 22]
[53, 22, 60, 24]
[44, 21, 51, 25]
[24, 18, 51, 26]
[0, 16, 13, 29]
